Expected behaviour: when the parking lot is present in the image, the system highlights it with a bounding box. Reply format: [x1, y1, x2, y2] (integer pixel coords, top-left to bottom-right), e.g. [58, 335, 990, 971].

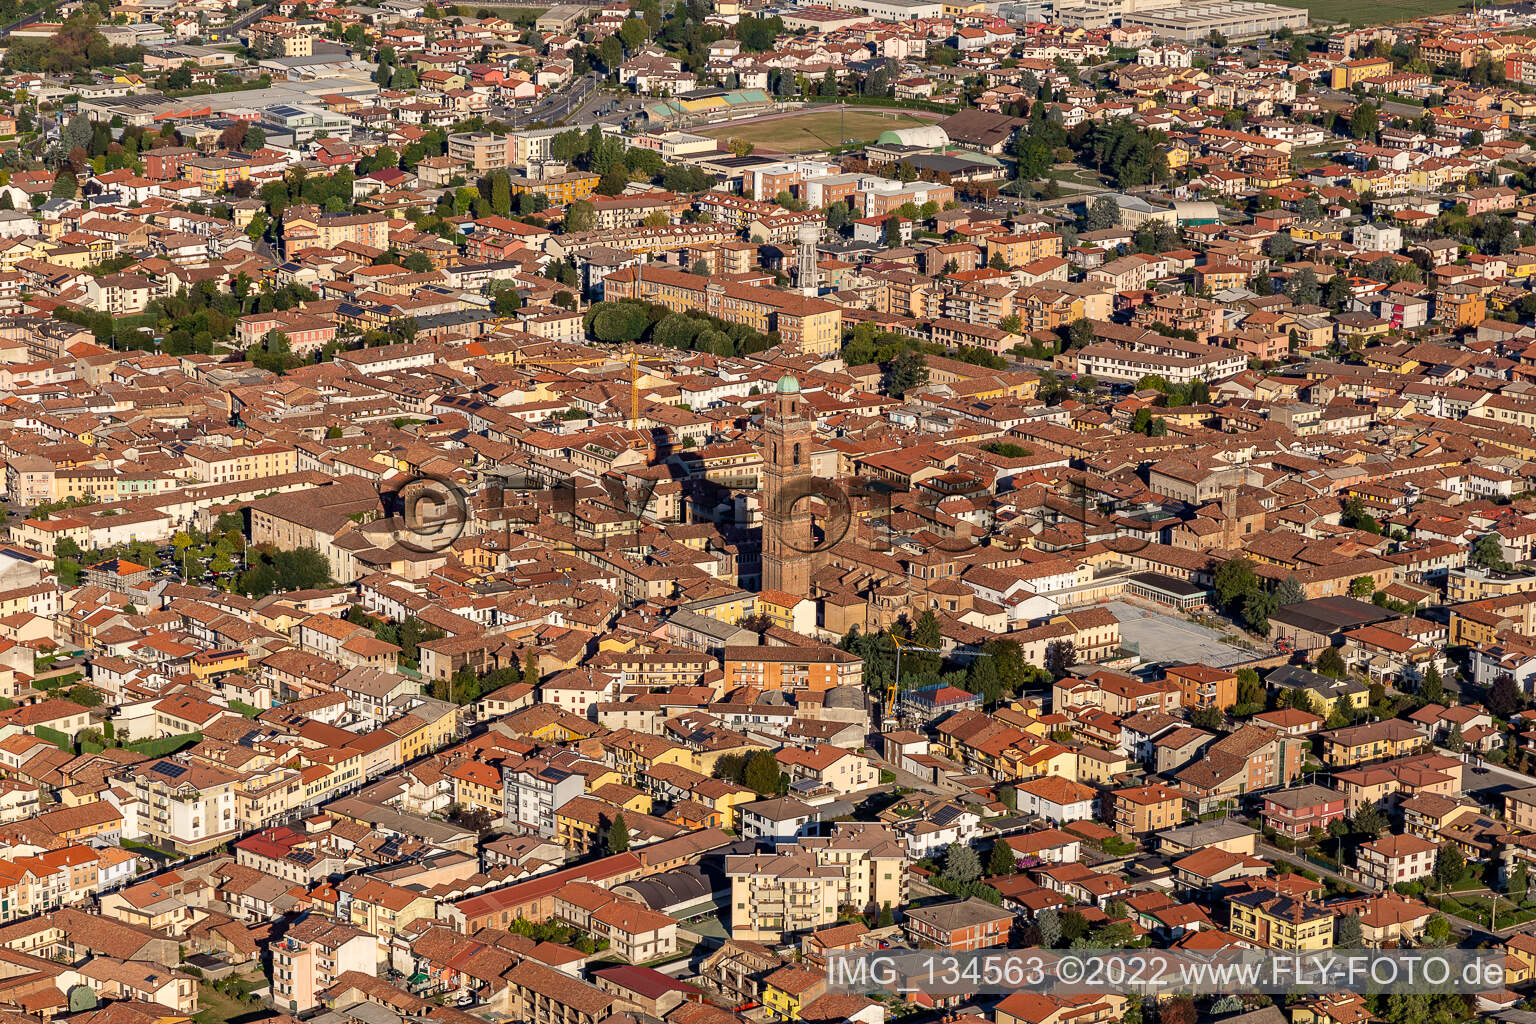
[1105, 600, 1264, 669]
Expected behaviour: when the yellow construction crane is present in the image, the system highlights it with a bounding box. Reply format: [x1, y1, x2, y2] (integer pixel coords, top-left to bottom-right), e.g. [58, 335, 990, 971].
[885, 636, 995, 719]
[887, 634, 945, 716]
[516, 342, 669, 430]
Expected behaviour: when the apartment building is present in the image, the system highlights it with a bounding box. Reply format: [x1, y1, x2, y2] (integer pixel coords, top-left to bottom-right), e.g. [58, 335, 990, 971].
[448, 131, 514, 171]
[111, 759, 240, 855]
[720, 645, 864, 693]
[1073, 336, 1247, 384]
[503, 959, 616, 1024]
[343, 877, 436, 948]
[1320, 718, 1427, 767]
[602, 264, 842, 356]
[1107, 783, 1186, 836]
[903, 897, 1015, 950]
[502, 754, 586, 838]
[282, 208, 392, 253]
[1228, 891, 1334, 950]
[1261, 784, 1348, 839]
[725, 823, 907, 941]
[273, 917, 377, 1012]
[1164, 664, 1237, 710]
[1350, 833, 1438, 890]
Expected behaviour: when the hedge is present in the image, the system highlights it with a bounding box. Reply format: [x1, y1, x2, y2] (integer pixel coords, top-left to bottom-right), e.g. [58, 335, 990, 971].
[122, 732, 202, 758]
[33, 726, 70, 751]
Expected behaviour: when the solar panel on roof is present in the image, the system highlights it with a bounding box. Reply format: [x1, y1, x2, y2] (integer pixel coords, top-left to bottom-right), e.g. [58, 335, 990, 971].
[155, 761, 187, 778]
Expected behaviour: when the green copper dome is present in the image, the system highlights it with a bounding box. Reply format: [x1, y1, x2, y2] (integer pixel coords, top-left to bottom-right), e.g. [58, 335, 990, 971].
[776, 374, 800, 394]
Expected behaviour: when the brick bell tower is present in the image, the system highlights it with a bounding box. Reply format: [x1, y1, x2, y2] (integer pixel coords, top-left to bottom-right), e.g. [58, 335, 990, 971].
[762, 373, 814, 597]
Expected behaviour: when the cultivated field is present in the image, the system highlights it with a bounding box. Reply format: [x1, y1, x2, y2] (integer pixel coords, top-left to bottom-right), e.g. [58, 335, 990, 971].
[699, 109, 936, 153]
[1271, 0, 1466, 24]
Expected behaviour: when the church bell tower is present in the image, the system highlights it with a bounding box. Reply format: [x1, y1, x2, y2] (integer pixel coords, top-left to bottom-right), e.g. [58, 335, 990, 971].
[762, 373, 813, 597]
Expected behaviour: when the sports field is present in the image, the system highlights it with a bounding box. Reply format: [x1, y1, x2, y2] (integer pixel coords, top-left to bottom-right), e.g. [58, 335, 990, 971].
[1270, 0, 1465, 24]
[699, 109, 935, 153]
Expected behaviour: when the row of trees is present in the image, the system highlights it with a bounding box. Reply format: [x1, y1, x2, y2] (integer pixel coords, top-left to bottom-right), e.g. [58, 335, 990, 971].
[1013, 102, 1171, 192]
[4, 11, 142, 73]
[344, 606, 446, 670]
[840, 615, 1045, 707]
[581, 299, 778, 358]
[234, 546, 332, 598]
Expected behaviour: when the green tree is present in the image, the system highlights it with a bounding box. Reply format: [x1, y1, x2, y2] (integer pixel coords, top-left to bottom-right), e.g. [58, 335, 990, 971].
[1350, 102, 1379, 140]
[1433, 843, 1464, 888]
[66, 685, 102, 707]
[1490, 673, 1525, 716]
[988, 839, 1016, 876]
[1341, 496, 1382, 534]
[884, 350, 928, 398]
[1421, 914, 1451, 947]
[1014, 135, 1052, 181]
[1352, 801, 1387, 839]
[565, 200, 596, 233]
[1235, 668, 1264, 709]
[1420, 663, 1444, 704]
[942, 841, 981, 883]
[607, 813, 630, 853]
[1213, 557, 1258, 609]
[742, 750, 780, 796]
[1510, 860, 1529, 903]
[1349, 575, 1376, 598]
[490, 171, 512, 216]
[1085, 196, 1120, 230]
[523, 651, 539, 688]
[1471, 534, 1510, 570]
[1335, 912, 1363, 948]
[967, 655, 1002, 707]
[1190, 707, 1223, 731]
[1037, 907, 1062, 948]
[1315, 646, 1347, 678]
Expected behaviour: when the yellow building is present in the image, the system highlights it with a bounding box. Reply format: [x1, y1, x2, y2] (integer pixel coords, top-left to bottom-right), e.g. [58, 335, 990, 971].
[604, 263, 841, 355]
[1320, 718, 1426, 767]
[1331, 56, 1392, 89]
[1228, 891, 1333, 949]
[449, 759, 502, 815]
[762, 966, 822, 1020]
[754, 589, 813, 632]
[189, 648, 248, 682]
[182, 443, 297, 485]
[1290, 222, 1345, 242]
[603, 729, 699, 784]
[388, 704, 459, 762]
[984, 231, 1063, 268]
[509, 170, 599, 205]
[346, 878, 436, 944]
[1448, 566, 1536, 603]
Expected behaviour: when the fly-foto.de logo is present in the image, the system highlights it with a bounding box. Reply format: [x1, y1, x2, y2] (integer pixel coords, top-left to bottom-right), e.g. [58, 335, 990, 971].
[379, 467, 1153, 558]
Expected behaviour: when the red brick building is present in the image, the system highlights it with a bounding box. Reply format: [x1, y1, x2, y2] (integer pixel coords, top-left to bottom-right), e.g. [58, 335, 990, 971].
[902, 897, 1014, 950]
[1261, 783, 1348, 839]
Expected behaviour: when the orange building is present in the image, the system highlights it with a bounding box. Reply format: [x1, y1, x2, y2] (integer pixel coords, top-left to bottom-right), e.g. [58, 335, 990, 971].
[721, 645, 863, 693]
[1165, 663, 1238, 710]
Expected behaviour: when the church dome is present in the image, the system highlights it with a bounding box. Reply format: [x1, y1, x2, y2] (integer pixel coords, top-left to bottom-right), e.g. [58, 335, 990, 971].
[776, 374, 800, 394]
